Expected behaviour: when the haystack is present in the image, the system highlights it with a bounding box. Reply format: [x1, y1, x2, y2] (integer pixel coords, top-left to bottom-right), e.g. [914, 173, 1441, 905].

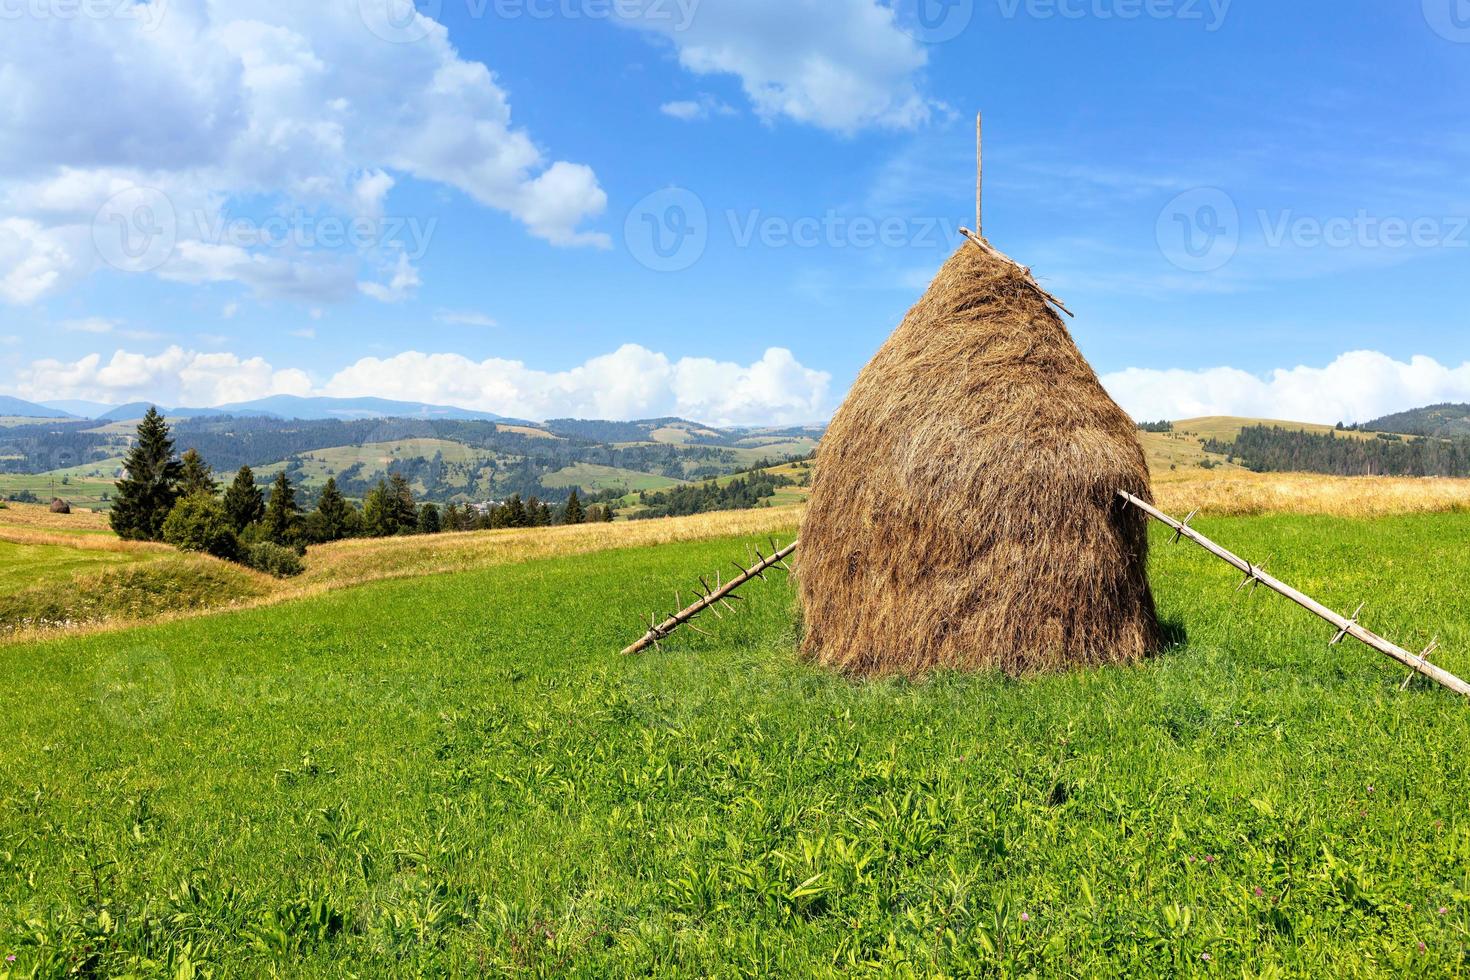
[798, 238, 1163, 677]
[49, 498, 71, 514]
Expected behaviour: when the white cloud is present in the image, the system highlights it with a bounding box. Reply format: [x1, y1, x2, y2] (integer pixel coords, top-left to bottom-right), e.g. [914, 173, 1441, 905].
[358, 252, 422, 303]
[659, 95, 737, 121]
[436, 310, 498, 328]
[14, 346, 314, 408]
[1104, 351, 1470, 426]
[619, 0, 935, 134]
[290, 328, 317, 340]
[10, 343, 832, 425]
[0, 2, 608, 306]
[322, 344, 831, 424]
[63, 317, 119, 334]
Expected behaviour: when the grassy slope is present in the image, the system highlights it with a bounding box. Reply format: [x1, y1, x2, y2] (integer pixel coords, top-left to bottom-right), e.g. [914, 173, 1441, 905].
[0, 539, 154, 594]
[1, 516, 1468, 975]
[541, 463, 685, 494]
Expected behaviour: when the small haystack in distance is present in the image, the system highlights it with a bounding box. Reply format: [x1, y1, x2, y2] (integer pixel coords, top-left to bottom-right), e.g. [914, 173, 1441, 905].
[798, 239, 1163, 677]
[49, 498, 71, 514]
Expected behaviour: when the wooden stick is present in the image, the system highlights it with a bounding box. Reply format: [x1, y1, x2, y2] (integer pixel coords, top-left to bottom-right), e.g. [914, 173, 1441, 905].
[621, 540, 800, 656]
[1117, 491, 1470, 698]
[976, 112, 983, 237]
[957, 227, 1075, 318]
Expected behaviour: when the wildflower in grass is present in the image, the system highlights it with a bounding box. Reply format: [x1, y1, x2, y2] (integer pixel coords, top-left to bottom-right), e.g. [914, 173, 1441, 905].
[1418, 942, 1428, 953]
[1254, 887, 1266, 898]
[1367, 786, 1375, 795]
[1439, 907, 1449, 915]
[1204, 855, 1217, 864]
[1201, 952, 1212, 962]
[1020, 913, 1030, 922]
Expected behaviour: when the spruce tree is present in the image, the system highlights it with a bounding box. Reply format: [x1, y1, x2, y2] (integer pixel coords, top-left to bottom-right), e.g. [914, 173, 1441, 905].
[503, 494, 527, 528]
[110, 407, 182, 540]
[362, 480, 393, 537]
[178, 448, 218, 497]
[562, 489, 586, 525]
[387, 473, 417, 531]
[314, 477, 353, 541]
[264, 471, 299, 545]
[223, 465, 265, 532]
[417, 502, 441, 534]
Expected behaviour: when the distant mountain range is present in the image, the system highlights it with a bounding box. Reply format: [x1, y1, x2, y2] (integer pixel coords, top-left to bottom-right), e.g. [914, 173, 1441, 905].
[1, 396, 74, 418]
[16, 395, 510, 423]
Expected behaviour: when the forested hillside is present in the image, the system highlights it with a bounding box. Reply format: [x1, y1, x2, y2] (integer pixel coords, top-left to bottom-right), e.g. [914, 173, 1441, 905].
[1220, 426, 1470, 477]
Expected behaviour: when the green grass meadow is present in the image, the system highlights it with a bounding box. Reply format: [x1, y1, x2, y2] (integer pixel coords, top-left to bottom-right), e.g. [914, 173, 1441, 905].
[2, 515, 1469, 975]
[0, 541, 153, 595]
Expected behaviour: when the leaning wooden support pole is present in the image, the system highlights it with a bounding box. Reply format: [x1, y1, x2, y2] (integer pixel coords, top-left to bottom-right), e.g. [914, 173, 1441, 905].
[1117, 491, 1470, 698]
[621, 540, 799, 656]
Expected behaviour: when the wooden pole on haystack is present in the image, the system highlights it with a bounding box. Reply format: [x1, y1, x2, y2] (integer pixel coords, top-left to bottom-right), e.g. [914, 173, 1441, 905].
[1117, 491, 1470, 698]
[976, 112, 983, 237]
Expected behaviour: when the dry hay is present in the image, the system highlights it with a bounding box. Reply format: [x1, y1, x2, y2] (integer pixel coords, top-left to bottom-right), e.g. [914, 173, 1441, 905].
[49, 498, 71, 514]
[799, 241, 1163, 677]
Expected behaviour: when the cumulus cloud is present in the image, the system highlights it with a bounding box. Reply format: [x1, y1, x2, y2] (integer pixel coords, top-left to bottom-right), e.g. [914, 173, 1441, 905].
[659, 95, 737, 121]
[10, 344, 831, 425]
[321, 344, 831, 424]
[14, 347, 314, 408]
[0, 2, 608, 306]
[618, 0, 935, 134]
[436, 310, 498, 328]
[1103, 351, 1470, 426]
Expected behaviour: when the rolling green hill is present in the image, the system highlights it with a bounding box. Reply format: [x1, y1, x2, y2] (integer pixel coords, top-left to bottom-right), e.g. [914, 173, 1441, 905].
[2, 515, 1468, 972]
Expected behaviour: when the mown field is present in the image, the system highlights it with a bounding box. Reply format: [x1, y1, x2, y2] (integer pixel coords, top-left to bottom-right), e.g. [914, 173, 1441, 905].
[1, 508, 1468, 975]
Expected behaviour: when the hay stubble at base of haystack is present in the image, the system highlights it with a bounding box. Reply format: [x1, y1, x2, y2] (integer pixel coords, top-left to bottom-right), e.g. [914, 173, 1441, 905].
[799, 240, 1164, 678]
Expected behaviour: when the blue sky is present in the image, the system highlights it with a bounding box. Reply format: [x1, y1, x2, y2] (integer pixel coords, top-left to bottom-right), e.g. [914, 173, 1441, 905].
[2, 0, 1468, 424]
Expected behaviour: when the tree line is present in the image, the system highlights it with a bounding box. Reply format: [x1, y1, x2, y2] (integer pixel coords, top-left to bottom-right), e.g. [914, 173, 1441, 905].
[630, 470, 794, 520]
[1215, 425, 1470, 477]
[108, 409, 611, 578]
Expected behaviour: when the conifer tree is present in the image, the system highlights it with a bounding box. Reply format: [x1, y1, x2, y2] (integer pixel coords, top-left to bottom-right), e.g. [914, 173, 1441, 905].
[314, 477, 354, 541]
[110, 407, 182, 540]
[178, 448, 218, 497]
[264, 471, 299, 544]
[387, 472, 417, 531]
[362, 480, 393, 537]
[503, 493, 527, 528]
[223, 465, 265, 532]
[562, 489, 585, 525]
[417, 502, 441, 534]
